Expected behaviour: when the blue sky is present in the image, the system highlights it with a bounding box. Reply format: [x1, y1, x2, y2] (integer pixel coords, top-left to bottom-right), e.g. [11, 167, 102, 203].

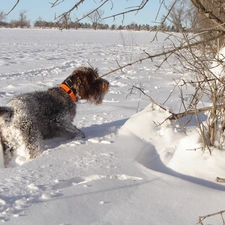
[2, 0, 166, 26]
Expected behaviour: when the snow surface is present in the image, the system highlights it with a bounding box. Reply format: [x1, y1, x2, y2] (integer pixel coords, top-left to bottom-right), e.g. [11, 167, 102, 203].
[0, 29, 225, 224]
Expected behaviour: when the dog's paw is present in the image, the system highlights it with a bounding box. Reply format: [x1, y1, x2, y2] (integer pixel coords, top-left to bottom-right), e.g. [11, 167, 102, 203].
[74, 128, 85, 138]
[78, 130, 85, 138]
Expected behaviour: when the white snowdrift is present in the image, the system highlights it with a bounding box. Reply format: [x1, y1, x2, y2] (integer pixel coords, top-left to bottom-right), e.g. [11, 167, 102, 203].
[121, 103, 225, 182]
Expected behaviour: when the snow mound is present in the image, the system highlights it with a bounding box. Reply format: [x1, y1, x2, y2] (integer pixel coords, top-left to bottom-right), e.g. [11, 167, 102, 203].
[120, 103, 225, 182]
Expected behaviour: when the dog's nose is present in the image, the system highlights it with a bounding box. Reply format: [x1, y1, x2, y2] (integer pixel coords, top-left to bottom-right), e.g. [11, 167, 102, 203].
[102, 81, 109, 90]
[105, 81, 109, 88]
[104, 80, 109, 85]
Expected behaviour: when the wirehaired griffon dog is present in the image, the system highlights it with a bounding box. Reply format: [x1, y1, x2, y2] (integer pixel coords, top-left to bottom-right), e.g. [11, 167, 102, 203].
[0, 67, 109, 166]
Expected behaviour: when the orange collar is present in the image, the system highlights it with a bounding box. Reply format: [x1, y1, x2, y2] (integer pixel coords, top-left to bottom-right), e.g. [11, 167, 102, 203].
[60, 83, 78, 102]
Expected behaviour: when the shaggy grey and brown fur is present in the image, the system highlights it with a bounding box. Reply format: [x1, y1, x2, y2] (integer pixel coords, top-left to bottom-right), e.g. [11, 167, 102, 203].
[0, 67, 109, 166]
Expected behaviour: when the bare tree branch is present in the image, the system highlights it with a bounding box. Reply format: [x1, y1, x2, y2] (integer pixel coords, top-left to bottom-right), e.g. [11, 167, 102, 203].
[55, 0, 108, 24]
[75, 0, 109, 24]
[7, 0, 20, 15]
[99, 31, 225, 78]
[160, 0, 178, 25]
[191, 0, 225, 31]
[129, 85, 224, 131]
[198, 210, 225, 225]
[216, 177, 225, 183]
[50, 0, 65, 8]
[102, 0, 149, 21]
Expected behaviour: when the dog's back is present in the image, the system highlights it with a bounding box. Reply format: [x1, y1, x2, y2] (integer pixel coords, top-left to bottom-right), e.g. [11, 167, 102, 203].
[7, 88, 76, 139]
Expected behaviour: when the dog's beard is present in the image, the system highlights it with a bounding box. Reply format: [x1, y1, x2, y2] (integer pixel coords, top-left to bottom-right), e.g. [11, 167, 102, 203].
[88, 92, 107, 105]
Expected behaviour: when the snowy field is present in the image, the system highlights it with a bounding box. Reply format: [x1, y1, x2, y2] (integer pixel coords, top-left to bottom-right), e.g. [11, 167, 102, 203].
[0, 28, 225, 224]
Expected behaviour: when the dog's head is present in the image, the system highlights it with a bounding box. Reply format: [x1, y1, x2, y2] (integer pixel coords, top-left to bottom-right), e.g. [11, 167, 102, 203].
[62, 67, 109, 104]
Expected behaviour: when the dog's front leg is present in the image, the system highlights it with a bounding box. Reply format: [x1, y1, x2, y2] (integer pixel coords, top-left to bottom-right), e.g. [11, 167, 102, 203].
[63, 123, 85, 139]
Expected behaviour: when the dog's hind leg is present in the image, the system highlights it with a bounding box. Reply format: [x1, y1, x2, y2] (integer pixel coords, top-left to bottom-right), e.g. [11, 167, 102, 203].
[17, 119, 43, 160]
[0, 136, 14, 167]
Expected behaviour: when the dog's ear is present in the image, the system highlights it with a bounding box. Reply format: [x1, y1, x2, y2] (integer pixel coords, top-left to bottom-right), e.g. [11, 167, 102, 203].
[77, 77, 81, 86]
[75, 67, 97, 86]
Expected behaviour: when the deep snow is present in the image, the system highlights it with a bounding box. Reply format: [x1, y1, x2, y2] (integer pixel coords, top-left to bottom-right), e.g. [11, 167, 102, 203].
[0, 29, 225, 225]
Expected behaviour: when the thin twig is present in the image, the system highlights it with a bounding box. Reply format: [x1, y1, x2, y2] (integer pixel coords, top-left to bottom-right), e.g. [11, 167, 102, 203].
[99, 31, 225, 78]
[216, 177, 225, 183]
[50, 0, 65, 8]
[7, 0, 20, 15]
[54, 0, 87, 21]
[198, 210, 225, 225]
[71, 0, 109, 24]
[102, 0, 149, 20]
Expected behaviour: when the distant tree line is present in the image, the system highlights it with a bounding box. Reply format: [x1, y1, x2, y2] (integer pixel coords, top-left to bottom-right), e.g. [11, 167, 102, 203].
[0, 10, 30, 28]
[33, 19, 177, 32]
[0, 10, 177, 32]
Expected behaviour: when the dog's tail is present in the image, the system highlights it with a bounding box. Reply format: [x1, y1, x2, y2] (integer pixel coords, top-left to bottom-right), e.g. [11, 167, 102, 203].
[0, 138, 4, 168]
[0, 107, 14, 167]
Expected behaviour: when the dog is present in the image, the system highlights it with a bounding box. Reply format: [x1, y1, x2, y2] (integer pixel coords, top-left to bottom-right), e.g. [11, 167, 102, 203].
[0, 67, 109, 166]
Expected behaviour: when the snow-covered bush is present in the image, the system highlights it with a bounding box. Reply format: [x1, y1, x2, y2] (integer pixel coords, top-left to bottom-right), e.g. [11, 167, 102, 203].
[181, 45, 225, 150]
